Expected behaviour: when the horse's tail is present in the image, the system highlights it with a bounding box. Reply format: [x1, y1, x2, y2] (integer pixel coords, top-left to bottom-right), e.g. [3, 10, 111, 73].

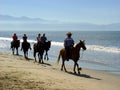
[56, 51, 61, 64]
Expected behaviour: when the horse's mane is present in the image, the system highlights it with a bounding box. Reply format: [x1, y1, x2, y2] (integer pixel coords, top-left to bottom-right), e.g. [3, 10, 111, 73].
[74, 40, 84, 51]
[74, 42, 80, 49]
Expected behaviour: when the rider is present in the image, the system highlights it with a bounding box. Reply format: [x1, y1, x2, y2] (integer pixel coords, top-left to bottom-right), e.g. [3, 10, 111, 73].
[41, 33, 47, 50]
[22, 34, 27, 42]
[12, 33, 18, 41]
[11, 33, 18, 48]
[41, 33, 47, 44]
[36, 33, 43, 47]
[64, 32, 74, 61]
[37, 33, 42, 43]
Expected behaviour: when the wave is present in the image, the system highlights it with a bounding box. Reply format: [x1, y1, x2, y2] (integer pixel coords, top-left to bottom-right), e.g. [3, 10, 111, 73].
[50, 41, 120, 54]
[87, 45, 120, 54]
[0, 37, 120, 54]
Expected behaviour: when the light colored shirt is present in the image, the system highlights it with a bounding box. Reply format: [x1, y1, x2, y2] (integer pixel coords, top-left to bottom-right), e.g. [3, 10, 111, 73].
[37, 36, 41, 42]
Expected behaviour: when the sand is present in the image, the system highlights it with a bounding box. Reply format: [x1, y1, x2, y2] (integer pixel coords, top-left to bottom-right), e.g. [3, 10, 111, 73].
[0, 52, 120, 90]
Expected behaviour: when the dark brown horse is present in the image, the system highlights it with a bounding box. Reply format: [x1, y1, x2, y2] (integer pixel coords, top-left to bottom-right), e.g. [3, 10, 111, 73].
[21, 41, 31, 59]
[57, 40, 86, 74]
[43, 41, 51, 60]
[33, 41, 51, 63]
[11, 40, 20, 55]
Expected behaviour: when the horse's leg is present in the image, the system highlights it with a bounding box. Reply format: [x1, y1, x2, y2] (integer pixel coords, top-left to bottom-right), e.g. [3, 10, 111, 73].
[26, 51, 28, 59]
[44, 51, 46, 60]
[61, 59, 64, 71]
[33, 51, 37, 62]
[24, 51, 26, 58]
[73, 62, 77, 74]
[63, 61, 67, 72]
[38, 53, 41, 64]
[16, 48, 18, 55]
[24, 51, 28, 59]
[12, 48, 14, 54]
[61, 60, 67, 72]
[76, 62, 81, 74]
[44, 51, 48, 60]
[41, 57, 44, 63]
[41, 53, 44, 64]
[46, 51, 49, 60]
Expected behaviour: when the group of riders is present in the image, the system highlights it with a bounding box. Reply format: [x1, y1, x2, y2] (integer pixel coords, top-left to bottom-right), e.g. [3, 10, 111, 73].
[11, 33, 47, 46]
[11, 32, 74, 61]
[11, 33, 47, 56]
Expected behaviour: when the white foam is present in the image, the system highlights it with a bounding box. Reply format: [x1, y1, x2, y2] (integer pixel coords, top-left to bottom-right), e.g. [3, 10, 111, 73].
[87, 45, 120, 54]
[51, 41, 63, 46]
[0, 37, 12, 41]
[0, 43, 7, 48]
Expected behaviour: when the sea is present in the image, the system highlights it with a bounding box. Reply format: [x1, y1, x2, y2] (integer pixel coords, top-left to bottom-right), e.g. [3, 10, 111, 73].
[0, 31, 120, 75]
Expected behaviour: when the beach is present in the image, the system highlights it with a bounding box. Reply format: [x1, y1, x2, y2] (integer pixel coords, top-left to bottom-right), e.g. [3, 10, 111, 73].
[0, 52, 120, 90]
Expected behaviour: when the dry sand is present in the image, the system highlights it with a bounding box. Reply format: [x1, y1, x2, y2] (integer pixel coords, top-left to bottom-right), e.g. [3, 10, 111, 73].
[0, 52, 120, 90]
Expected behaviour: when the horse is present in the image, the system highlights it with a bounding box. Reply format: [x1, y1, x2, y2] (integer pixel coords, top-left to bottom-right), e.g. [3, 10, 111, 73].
[57, 40, 86, 74]
[11, 40, 20, 55]
[33, 41, 51, 63]
[33, 42, 44, 63]
[43, 41, 51, 60]
[21, 41, 31, 59]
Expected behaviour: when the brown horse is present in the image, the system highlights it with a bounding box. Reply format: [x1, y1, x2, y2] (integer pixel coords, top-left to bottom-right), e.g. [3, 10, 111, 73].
[57, 40, 86, 74]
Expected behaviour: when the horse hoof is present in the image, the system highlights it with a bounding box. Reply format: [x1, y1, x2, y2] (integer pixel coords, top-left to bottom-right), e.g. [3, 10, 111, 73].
[65, 70, 67, 72]
[74, 71, 76, 74]
[16, 53, 19, 55]
[78, 72, 80, 75]
[79, 67, 82, 71]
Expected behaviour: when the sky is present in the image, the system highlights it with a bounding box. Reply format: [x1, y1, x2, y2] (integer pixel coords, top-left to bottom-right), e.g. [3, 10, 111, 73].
[0, 0, 120, 24]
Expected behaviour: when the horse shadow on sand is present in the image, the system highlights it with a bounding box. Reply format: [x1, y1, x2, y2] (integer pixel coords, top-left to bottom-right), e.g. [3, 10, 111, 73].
[67, 71, 101, 80]
[23, 57, 52, 67]
[25, 57, 34, 61]
[39, 62, 52, 67]
[12, 52, 22, 56]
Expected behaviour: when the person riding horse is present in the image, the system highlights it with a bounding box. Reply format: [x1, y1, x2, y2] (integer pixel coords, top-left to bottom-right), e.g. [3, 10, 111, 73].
[36, 33, 43, 47]
[11, 33, 18, 48]
[64, 32, 74, 61]
[21, 34, 31, 59]
[57, 40, 86, 74]
[11, 33, 20, 55]
[41, 33, 47, 43]
[34, 33, 50, 63]
[41, 33, 47, 50]
[22, 34, 27, 42]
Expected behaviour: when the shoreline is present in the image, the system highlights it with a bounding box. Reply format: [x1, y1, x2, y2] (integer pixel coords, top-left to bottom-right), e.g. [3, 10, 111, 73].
[0, 36, 120, 76]
[0, 52, 120, 90]
[0, 48, 120, 76]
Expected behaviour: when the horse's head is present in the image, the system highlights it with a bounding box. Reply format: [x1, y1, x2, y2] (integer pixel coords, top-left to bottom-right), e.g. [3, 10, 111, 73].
[47, 41, 51, 48]
[79, 40, 86, 50]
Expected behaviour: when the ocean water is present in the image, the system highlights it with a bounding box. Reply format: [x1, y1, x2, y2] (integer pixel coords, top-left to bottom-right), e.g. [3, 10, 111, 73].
[0, 31, 120, 75]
